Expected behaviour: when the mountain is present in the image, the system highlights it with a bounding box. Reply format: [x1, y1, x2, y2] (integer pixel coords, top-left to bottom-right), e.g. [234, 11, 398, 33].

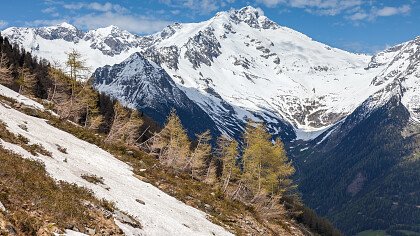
[291, 37, 420, 234]
[1, 7, 390, 141]
[2, 6, 420, 235]
[2, 23, 144, 70]
[93, 52, 221, 137]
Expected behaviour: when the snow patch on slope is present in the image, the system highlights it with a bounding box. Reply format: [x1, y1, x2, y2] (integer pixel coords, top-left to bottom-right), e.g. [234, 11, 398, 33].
[0, 85, 44, 110]
[0, 85, 232, 236]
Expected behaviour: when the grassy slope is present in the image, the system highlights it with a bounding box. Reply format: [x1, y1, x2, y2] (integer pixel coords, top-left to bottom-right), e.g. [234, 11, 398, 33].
[0, 94, 311, 235]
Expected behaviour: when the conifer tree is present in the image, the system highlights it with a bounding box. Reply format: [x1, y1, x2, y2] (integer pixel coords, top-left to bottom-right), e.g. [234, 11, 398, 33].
[205, 159, 218, 184]
[215, 135, 239, 192]
[106, 101, 129, 143]
[79, 84, 100, 128]
[123, 110, 143, 146]
[65, 49, 88, 97]
[188, 130, 212, 179]
[150, 110, 190, 169]
[48, 61, 66, 102]
[16, 65, 36, 96]
[242, 121, 295, 197]
[88, 114, 104, 131]
[0, 51, 13, 86]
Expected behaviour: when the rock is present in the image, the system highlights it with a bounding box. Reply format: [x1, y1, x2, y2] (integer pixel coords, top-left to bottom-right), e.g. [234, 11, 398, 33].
[114, 210, 142, 229]
[136, 199, 146, 205]
[126, 150, 134, 156]
[204, 204, 213, 211]
[86, 227, 96, 235]
[0, 201, 6, 212]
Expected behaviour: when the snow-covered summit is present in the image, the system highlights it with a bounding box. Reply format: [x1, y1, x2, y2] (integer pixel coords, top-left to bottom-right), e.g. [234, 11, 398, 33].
[225, 6, 279, 29]
[83, 25, 143, 56]
[364, 37, 420, 121]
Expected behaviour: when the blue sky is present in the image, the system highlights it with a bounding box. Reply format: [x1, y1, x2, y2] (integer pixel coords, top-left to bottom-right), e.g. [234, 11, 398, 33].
[0, 0, 418, 54]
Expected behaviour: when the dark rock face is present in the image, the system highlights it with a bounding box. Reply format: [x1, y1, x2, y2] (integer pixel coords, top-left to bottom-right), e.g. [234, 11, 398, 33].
[229, 6, 279, 30]
[93, 52, 221, 138]
[143, 46, 180, 70]
[36, 24, 85, 42]
[83, 26, 144, 56]
[184, 27, 222, 69]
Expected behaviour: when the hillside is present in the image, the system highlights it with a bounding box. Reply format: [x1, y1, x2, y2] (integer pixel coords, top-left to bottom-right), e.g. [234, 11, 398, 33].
[0, 84, 233, 235]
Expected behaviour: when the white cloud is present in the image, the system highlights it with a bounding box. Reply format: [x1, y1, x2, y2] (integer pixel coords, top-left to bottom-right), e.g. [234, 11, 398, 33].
[375, 5, 411, 17]
[257, 0, 283, 8]
[0, 20, 8, 29]
[257, 0, 412, 21]
[33, 1, 172, 34]
[72, 12, 172, 34]
[25, 19, 69, 27]
[159, 0, 233, 14]
[42, 7, 56, 14]
[349, 4, 411, 21]
[63, 2, 127, 14]
[348, 12, 368, 21]
[257, 0, 363, 15]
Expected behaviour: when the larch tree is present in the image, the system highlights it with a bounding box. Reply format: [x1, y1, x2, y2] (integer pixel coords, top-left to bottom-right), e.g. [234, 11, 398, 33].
[150, 110, 190, 170]
[104, 101, 143, 145]
[187, 130, 212, 179]
[48, 61, 66, 102]
[65, 49, 88, 97]
[215, 135, 239, 192]
[122, 110, 143, 146]
[79, 84, 100, 128]
[242, 121, 295, 197]
[0, 51, 13, 86]
[16, 65, 36, 96]
[106, 101, 129, 143]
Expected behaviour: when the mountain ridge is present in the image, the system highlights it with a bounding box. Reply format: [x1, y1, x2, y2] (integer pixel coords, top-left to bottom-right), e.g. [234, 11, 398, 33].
[3, 7, 418, 141]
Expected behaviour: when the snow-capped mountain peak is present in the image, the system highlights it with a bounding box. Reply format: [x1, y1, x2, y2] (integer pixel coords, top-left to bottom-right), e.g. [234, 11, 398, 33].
[224, 6, 279, 30]
[56, 22, 77, 30]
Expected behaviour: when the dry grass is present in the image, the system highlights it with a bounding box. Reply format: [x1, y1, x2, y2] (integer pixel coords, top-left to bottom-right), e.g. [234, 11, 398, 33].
[0, 121, 52, 157]
[81, 174, 105, 185]
[0, 96, 303, 235]
[0, 147, 122, 235]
